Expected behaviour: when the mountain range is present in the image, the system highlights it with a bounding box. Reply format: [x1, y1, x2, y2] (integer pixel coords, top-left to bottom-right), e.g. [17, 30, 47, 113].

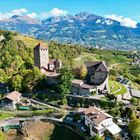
[0, 12, 140, 50]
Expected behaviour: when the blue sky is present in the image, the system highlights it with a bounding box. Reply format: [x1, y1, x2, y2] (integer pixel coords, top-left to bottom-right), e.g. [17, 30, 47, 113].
[0, 0, 140, 22]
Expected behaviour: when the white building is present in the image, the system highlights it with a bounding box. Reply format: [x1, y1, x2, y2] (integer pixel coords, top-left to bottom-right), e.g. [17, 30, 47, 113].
[78, 106, 121, 137]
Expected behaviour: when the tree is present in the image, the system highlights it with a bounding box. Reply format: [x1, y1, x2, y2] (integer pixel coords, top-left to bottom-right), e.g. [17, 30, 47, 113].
[22, 67, 43, 92]
[79, 64, 87, 79]
[73, 113, 81, 121]
[130, 97, 139, 105]
[57, 67, 74, 95]
[90, 135, 102, 140]
[61, 97, 67, 105]
[11, 74, 23, 91]
[128, 108, 137, 120]
[76, 103, 81, 108]
[128, 119, 140, 140]
[0, 69, 8, 83]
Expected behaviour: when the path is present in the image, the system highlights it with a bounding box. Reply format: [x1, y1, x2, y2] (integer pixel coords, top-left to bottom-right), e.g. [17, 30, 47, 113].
[29, 99, 61, 111]
[0, 116, 63, 127]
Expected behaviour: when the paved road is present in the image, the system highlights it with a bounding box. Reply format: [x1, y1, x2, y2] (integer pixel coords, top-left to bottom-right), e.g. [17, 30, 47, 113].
[68, 94, 105, 100]
[0, 116, 63, 127]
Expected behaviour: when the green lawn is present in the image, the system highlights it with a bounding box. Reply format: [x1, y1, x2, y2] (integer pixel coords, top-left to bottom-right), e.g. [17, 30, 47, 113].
[109, 80, 128, 95]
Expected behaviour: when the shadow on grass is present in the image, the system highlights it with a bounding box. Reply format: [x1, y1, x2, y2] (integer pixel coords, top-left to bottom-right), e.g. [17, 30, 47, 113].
[48, 125, 85, 140]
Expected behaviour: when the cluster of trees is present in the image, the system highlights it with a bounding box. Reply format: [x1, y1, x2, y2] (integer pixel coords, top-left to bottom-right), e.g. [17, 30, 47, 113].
[128, 119, 140, 140]
[49, 41, 82, 66]
[0, 30, 44, 92]
[57, 67, 74, 105]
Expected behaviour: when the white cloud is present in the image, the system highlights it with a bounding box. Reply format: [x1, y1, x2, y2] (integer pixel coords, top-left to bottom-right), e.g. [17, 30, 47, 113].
[40, 8, 68, 19]
[105, 14, 137, 28]
[11, 8, 28, 15]
[0, 8, 68, 20]
[0, 8, 28, 20]
[27, 13, 37, 18]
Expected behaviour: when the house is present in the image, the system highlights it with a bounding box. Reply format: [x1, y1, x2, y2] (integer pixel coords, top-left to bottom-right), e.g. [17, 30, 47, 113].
[85, 61, 109, 92]
[78, 106, 121, 137]
[48, 58, 62, 72]
[71, 61, 109, 96]
[34, 43, 62, 72]
[71, 79, 96, 96]
[1, 91, 22, 109]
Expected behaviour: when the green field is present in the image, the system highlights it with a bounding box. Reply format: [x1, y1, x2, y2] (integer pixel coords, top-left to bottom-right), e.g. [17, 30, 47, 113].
[109, 80, 128, 95]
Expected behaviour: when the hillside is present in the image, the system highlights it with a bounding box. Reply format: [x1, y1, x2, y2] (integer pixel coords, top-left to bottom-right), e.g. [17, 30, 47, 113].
[0, 12, 140, 50]
[0, 30, 139, 92]
[0, 30, 82, 93]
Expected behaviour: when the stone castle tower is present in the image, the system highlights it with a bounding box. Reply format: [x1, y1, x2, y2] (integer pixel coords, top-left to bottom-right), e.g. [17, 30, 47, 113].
[34, 43, 49, 69]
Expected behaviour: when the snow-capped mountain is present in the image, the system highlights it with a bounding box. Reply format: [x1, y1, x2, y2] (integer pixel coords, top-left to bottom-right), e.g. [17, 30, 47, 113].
[0, 12, 140, 50]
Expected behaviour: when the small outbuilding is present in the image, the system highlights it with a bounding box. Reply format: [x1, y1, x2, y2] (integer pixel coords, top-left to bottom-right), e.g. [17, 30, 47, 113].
[1, 91, 22, 109]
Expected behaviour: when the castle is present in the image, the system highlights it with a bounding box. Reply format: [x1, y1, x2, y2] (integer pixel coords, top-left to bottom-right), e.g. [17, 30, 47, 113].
[34, 43, 62, 72]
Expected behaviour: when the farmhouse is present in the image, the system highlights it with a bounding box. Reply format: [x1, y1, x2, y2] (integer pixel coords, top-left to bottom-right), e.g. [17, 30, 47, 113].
[1, 91, 22, 109]
[78, 106, 121, 137]
[71, 61, 109, 96]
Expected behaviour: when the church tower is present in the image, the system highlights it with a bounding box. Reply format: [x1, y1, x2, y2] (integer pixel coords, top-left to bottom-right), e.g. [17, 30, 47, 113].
[34, 43, 49, 69]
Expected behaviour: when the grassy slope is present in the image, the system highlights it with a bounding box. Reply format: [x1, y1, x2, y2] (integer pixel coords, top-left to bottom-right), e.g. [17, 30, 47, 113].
[46, 125, 84, 140]
[73, 49, 132, 67]
[111, 63, 140, 90]
[72, 52, 98, 68]
[14, 35, 42, 48]
[109, 80, 128, 95]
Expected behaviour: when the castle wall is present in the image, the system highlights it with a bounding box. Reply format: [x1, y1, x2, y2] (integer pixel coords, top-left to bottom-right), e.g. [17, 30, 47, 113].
[39, 48, 49, 69]
[34, 48, 40, 68]
[34, 47, 49, 69]
[90, 71, 108, 85]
